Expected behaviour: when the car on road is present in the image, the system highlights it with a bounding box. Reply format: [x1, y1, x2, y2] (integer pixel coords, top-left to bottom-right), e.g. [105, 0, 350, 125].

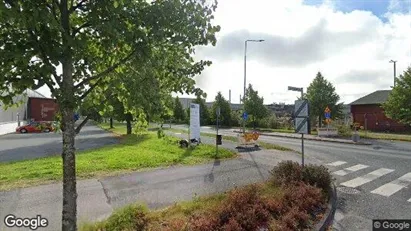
[16, 121, 55, 133]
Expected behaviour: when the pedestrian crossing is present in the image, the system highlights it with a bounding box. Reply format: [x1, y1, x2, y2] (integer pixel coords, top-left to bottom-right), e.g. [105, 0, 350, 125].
[326, 161, 411, 203]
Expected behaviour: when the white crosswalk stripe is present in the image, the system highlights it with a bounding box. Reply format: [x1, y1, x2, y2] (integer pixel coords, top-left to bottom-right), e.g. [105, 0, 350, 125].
[371, 173, 411, 197]
[326, 161, 347, 167]
[333, 164, 369, 176]
[340, 168, 395, 188]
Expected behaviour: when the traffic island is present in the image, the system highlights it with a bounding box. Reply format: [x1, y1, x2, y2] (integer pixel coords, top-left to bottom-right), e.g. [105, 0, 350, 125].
[81, 161, 334, 231]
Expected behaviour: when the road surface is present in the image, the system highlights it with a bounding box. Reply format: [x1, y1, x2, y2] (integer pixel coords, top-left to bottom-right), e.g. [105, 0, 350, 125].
[0, 123, 119, 163]
[172, 124, 411, 231]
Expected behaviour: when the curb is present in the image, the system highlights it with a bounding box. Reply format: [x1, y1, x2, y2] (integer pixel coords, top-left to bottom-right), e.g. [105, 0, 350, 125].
[315, 184, 338, 231]
[233, 130, 372, 145]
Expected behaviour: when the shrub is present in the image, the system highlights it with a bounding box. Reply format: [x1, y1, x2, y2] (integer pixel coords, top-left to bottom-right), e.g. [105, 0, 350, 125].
[337, 124, 352, 137]
[270, 161, 332, 196]
[258, 114, 280, 129]
[302, 164, 333, 196]
[270, 161, 303, 185]
[100, 204, 149, 231]
[189, 214, 218, 231]
[218, 184, 271, 230]
[280, 206, 310, 230]
[283, 183, 324, 213]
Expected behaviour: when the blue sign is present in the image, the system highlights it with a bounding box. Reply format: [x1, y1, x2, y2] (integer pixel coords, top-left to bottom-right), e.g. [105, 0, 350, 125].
[324, 112, 331, 119]
[242, 112, 248, 120]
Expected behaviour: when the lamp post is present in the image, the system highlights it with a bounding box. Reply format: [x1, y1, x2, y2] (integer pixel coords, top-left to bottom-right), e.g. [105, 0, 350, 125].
[389, 60, 397, 87]
[243, 39, 264, 133]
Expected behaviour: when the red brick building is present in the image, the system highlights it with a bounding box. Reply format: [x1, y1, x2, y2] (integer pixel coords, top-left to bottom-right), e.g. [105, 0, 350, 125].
[350, 90, 411, 132]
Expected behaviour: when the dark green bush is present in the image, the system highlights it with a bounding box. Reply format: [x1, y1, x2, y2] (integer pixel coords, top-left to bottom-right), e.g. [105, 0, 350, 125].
[270, 161, 332, 196]
[270, 161, 303, 184]
[337, 124, 352, 137]
[302, 164, 332, 196]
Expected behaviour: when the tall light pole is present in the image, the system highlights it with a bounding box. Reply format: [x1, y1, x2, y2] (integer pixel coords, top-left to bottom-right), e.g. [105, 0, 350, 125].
[243, 39, 264, 133]
[390, 60, 397, 87]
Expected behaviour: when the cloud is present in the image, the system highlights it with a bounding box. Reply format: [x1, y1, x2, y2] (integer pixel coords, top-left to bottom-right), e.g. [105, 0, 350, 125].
[197, 15, 382, 68]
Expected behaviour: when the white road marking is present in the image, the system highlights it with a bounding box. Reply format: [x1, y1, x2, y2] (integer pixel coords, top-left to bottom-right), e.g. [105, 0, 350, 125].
[333, 164, 369, 176]
[408, 198, 411, 202]
[340, 168, 394, 188]
[371, 173, 411, 197]
[326, 161, 347, 167]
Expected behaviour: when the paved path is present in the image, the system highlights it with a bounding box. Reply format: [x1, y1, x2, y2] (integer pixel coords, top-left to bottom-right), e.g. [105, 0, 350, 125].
[0, 123, 119, 163]
[0, 136, 306, 231]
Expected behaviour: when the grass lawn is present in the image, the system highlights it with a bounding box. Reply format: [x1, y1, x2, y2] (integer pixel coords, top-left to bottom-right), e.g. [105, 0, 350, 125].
[0, 125, 235, 191]
[358, 130, 411, 142]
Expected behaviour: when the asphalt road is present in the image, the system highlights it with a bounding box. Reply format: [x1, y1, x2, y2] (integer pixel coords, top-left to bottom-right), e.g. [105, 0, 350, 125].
[0, 123, 119, 163]
[0, 135, 305, 231]
[173, 124, 411, 231]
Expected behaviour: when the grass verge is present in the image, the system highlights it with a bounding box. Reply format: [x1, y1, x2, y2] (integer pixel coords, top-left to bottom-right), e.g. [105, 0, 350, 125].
[358, 130, 411, 142]
[81, 161, 330, 231]
[0, 127, 235, 191]
[168, 128, 294, 151]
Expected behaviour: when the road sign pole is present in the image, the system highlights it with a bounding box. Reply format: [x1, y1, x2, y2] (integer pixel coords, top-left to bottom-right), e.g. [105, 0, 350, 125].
[301, 90, 304, 168]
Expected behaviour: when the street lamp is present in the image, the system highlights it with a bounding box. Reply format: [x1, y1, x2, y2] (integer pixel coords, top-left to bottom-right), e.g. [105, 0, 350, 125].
[243, 39, 264, 133]
[389, 60, 397, 87]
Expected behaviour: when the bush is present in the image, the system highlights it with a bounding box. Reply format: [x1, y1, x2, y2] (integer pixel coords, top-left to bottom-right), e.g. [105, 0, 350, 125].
[337, 124, 352, 137]
[258, 114, 280, 129]
[302, 164, 333, 196]
[96, 204, 149, 231]
[270, 161, 303, 184]
[270, 161, 332, 196]
[218, 184, 271, 230]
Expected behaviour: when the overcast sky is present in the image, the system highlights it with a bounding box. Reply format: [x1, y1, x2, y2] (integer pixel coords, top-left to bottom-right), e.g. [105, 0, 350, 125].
[36, 0, 411, 105]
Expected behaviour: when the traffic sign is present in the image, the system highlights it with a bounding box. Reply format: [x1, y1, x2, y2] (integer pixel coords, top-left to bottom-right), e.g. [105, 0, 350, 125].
[242, 112, 248, 120]
[216, 107, 220, 116]
[294, 100, 309, 117]
[288, 86, 303, 92]
[295, 117, 309, 134]
[324, 112, 331, 119]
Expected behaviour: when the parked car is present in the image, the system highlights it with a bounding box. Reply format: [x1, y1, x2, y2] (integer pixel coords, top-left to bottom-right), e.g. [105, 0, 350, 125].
[16, 121, 54, 133]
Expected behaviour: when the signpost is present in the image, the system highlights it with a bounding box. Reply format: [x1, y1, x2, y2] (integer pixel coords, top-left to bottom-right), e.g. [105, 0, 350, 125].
[288, 86, 309, 167]
[216, 107, 221, 156]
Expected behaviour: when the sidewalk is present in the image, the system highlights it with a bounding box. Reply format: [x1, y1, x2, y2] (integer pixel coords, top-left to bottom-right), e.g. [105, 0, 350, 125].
[232, 130, 372, 145]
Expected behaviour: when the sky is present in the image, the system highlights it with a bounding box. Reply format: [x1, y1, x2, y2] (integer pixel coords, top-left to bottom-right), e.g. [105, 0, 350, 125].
[36, 0, 411, 105]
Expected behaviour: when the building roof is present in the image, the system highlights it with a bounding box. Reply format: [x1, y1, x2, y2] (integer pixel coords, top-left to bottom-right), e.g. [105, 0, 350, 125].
[349, 90, 391, 105]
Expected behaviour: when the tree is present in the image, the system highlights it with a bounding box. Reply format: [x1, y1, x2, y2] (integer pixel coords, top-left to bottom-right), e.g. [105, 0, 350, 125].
[0, 1, 220, 230]
[193, 94, 210, 126]
[173, 97, 186, 123]
[244, 84, 269, 129]
[305, 72, 343, 128]
[383, 66, 411, 125]
[210, 92, 231, 126]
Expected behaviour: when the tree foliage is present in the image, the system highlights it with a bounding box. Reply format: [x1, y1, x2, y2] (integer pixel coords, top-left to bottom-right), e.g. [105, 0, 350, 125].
[306, 72, 343, 128]
[0, 0, 220, 230]
[210, 92, 231, 126]
[193, 94, 210, 126]
[244, 84, 269, 129]
[173, 96, 186, 123]
[383, 66, 411, 125]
